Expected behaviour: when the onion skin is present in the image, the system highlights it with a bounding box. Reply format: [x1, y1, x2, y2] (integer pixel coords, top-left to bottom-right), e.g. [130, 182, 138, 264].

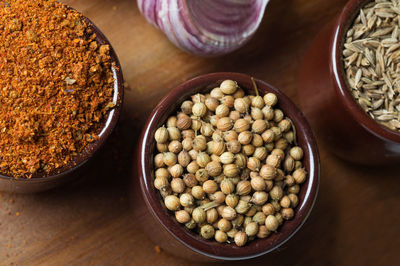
[137, 0, 269, 57]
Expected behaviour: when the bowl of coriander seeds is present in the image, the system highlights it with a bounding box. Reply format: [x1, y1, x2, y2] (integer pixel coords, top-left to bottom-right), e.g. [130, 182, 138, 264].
[0, 0, 123, 193]
[137, 72, 319, 261]
[298, 0, 400, 164]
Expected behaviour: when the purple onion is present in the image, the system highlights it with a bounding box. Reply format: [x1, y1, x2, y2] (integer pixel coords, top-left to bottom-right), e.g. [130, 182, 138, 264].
[137, 0, 269, 57]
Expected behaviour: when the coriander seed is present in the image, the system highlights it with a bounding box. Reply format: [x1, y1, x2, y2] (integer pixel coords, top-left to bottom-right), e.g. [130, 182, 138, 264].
[154, 153, 165, 168]
[226, 140, 241, 153]
[233, 88, 245, 98]
[181, 100, 194, 115]
[223, 130, 238, 142]
[262, 106, 275, 120]
[181, 138, 193, 151]
[234, 118, 250, 132]
[175, 210, 191, 223]
[266, 154, 281, 168]
[251, 134, 264, 147]
[220, 80, 238, 94]
[293, 168, 307, 184]
[236, 180, 251, 196]
[215, 230, 228, 243]
[155, 168, 170, 180]
[203, 180, 218, 194]
[221, 206, 237, 220]
[215, 104, 230, 118]
[193, 135, 207, 151]
[192, 186, 205, 199]
[235, 200, 251, 214]
[234, 154, 247, 168]
[259, 165, 276, 180]
[220, 179, 235, 194]
[247, 157, 261, 171]
[171, 178, 185, 193]
[222, 95, 235, 108]
[200, 224, 215, 239]
[216, 117, 233, 131]
[186, 161, 199, 174]
[251, 95, 265, 109]
[265, 215, 279, 231]
[196, 152, 210, 167]
[278, 119, 291, 132]
[253, 147, 267, 160]
[284, 155, 295, 172]
[251, 107, 264, 120]
[251, 191, 268, 205]
[270, 186, 283, 200]
[238, 131, 253, 145]
[264, 93, 278, 107]
[169, 164, 183, 178]
[193, 207, 206, 223]
[234, 232, 248, 247]
[252, 119, 268, 134]
[281, 208, 294, 220]
[290, 146, 304, 160]
[210, 87, 223, 99]
[288, 193, 299, 208]
[206, 208, 219, 224]
[257, 225, 270, 238]
[178, 151, 191, 167]
[225, 194, 239, 208]
[242, 144, 255, 156]
[164, 195, 180, 211]
[177, 113, 192, 130]
[210, 191, 226, 204]
[218, 218, 232, 232]
[180, 193, 195, 207]
[229, 110, 241, 121]
[157, 143, 168, 153]
[253, 212, 266, 225]
[205, 97, 219, 112]
[234, 98, 249, 113]
[200, 123, 214, 137]
[155, 127, 169, 144]
[220, 152, 235, 164]
[251, 176, 266, 191]
[192, 102, 207, 117]
[262, 203, 275, 216]
[224, 164, 239, 178]
[195, 168, 209, 182]
[154, 177, 169, 190]
[245, 222, 259, 236]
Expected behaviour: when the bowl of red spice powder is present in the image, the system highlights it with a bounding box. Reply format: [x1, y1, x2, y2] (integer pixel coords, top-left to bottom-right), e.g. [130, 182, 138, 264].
[0, 0, 123, 193]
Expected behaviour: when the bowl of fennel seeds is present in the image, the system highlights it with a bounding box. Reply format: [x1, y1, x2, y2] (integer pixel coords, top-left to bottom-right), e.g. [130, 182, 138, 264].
[298, 0, 400, 165]
[343, 0, 400, 131]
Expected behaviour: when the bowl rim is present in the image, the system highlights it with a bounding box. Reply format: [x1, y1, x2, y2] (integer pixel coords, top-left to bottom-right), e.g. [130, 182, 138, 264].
[330, 0, 400, 143]
[138, 72, 320, 260]
[0, 11, 124, 182]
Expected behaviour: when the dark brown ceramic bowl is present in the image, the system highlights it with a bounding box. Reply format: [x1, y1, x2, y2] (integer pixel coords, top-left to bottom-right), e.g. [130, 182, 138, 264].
[0, 14, 124, 193]
[298, 0, 400, 165]
[137, 72, 320, 261]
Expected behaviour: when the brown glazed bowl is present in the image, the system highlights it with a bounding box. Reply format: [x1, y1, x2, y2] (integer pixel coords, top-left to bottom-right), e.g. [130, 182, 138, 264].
[136, 72, 320, 261]
[298, 0, 400, 165]
[0, 15, 124, 193]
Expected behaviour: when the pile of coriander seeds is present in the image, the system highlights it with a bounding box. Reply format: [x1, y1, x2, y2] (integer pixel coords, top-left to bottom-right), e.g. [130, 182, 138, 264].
[153, 79, 307, 247]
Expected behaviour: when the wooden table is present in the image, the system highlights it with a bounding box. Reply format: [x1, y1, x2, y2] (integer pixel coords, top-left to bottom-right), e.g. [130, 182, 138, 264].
[1, 0, 399, 265]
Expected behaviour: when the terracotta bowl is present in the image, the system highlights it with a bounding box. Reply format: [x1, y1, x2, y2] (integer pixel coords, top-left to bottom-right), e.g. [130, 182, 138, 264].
[298, 0, 400, 165]
[135, 72, 320, 261]
[0, 15, 124, 193]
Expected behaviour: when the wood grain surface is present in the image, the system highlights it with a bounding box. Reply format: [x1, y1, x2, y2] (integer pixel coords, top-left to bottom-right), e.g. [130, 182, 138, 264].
[1, 0, 399, 265]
